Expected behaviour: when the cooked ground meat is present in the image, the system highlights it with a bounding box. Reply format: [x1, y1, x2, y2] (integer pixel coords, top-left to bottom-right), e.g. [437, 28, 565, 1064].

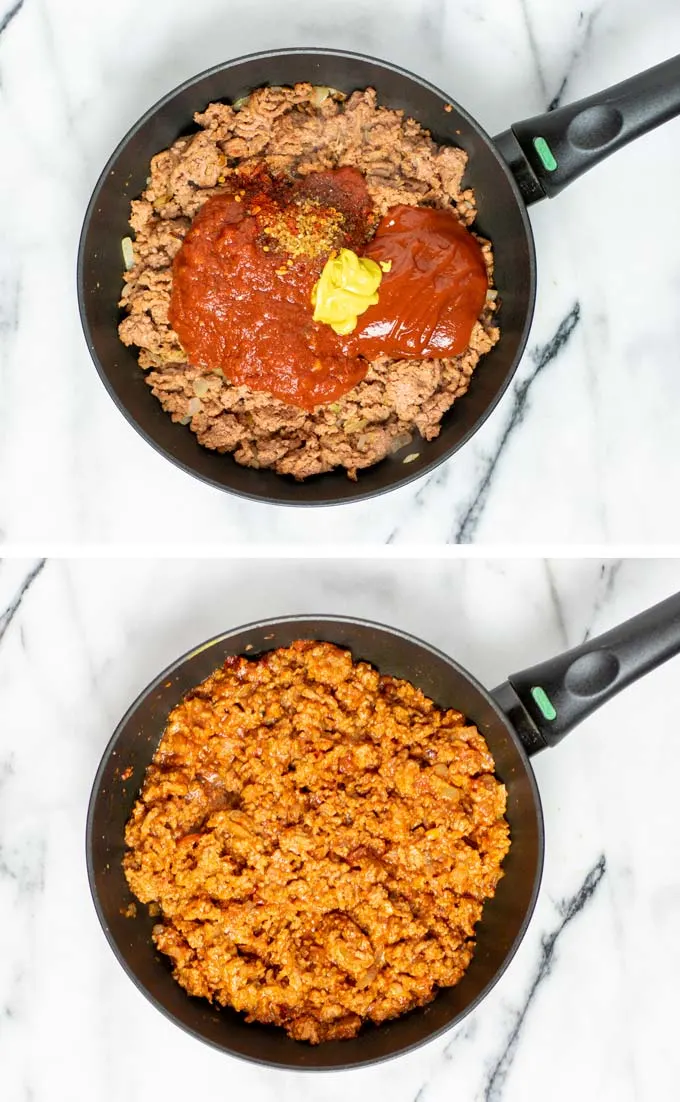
[124, 641, 510, 1043]
[119, 85, 500, 479]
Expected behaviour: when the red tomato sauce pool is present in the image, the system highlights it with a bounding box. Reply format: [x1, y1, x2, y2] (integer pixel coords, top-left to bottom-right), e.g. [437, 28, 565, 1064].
[348, 205, 488, 359]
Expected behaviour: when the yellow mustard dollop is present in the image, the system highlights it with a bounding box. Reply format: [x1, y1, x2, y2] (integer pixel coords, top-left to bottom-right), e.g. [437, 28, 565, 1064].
[311, 248, 383, 335]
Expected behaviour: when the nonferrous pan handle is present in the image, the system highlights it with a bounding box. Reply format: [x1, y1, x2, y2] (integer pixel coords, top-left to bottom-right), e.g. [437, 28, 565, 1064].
[495, 52, 680, 203]
[492, 590, 680, 754]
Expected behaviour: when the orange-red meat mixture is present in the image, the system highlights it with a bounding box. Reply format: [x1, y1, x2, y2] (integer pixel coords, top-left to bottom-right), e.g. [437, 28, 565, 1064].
[123, 641, 510, 1043]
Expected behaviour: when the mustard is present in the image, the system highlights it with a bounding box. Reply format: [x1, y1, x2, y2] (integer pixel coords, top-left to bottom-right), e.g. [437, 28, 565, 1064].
[311, 248, 383, 335]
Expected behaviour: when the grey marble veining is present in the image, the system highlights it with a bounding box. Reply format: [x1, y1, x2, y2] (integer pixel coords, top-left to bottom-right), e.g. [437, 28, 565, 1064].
[1, 557, 679, 1100]
[1, 0, 680, 544]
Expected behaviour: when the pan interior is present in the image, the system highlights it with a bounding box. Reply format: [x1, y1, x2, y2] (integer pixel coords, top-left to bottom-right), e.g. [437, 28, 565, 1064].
[78, 49, 536, 504]
[87, 618, 543, 1069]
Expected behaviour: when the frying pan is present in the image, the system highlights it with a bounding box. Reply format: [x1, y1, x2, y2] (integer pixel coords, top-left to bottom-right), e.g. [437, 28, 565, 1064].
[77, 48, 680, 507]
[87, 594, 680, 1069]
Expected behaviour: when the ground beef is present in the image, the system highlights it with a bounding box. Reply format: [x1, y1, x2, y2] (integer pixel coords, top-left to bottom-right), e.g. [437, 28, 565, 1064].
[119, 85, 500, 480]
[124, 642, 510, 1044]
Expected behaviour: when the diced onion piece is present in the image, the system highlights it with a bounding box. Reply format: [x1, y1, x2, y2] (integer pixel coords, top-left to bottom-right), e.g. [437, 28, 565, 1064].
[232, 94, 250, 110]
[192, 377, 211, 397]
[187, 397, 202, 416]
[429, 772, 461, 800]
[357, 961, 381, 989]
[486, 288, 498, 302]
[402, 452, 420, 464]
[435, 781, 460, 800]
[311, 85, 334, 106]
[343, 417, 368, 434]
[388, 432, 413, 454]
[121, 237, 135, 270]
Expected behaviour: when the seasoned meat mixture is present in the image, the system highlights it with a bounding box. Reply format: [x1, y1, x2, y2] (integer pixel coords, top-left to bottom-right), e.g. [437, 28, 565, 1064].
[124, 642, 510, 1043]
[119, 85, 500, 480]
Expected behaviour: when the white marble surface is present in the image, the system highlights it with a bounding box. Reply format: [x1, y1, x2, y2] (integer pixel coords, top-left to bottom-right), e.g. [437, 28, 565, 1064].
[1, 555, 679, 1101]
[1, 0, 680, 545]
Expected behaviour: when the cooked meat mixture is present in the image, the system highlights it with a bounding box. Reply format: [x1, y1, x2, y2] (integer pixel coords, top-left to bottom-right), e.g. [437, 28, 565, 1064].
[119, 85, 500, 480]
[124, 642, 510, 1043]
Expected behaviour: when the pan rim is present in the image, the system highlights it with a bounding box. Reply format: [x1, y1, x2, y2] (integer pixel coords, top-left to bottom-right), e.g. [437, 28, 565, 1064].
[76, 47, 538, 507]
[85, 613, 545, 1070]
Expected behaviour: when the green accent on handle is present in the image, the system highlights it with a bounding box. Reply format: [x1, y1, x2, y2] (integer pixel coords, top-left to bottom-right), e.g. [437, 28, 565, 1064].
[533, 136, 558, 172]
[531, 685, 557, 721]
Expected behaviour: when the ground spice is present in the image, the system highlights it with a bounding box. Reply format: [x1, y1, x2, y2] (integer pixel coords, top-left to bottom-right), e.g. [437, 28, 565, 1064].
[259, 196, 346, 259]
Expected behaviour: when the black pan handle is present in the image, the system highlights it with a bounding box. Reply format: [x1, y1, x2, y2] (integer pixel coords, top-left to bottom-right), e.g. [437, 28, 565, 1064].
[491, 590, 680, 755]
[494, 52, 680, 204]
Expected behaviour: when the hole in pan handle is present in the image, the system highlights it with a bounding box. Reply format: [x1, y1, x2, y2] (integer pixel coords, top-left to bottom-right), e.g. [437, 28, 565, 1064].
[493, 52, 680, 204]
[491, 590, 680, 754]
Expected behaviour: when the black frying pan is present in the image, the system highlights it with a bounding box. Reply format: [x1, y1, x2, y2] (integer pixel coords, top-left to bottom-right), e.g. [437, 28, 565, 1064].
[77, 48, 680, 507]
[86, 594, 680, 1069]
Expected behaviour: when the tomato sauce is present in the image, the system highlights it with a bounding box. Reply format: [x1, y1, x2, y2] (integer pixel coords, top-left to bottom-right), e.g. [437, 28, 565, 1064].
[347, 205, 488, 359]
[169, 169, 489, 411]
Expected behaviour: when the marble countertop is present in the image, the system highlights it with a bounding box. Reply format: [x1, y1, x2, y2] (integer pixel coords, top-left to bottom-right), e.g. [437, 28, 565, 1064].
[1, 555, 679, 1101]
[2, 0, 680, 545]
